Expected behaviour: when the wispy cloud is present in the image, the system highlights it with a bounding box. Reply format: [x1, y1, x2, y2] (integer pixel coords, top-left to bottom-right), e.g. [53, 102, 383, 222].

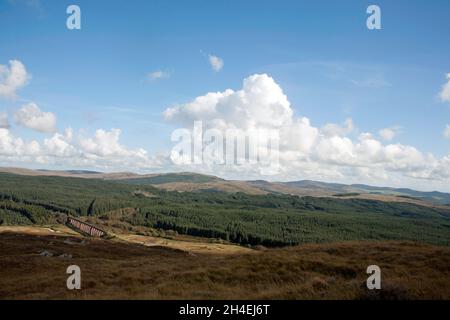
[444, 125, 450, 139]
[350, 75, 391, 89]
[260, 60, 391, 88]
[379, 126, 401, 141]
[8, 0, 46, 17]
[208, 54, 224, 72]
[439, 73, 450, 105]
[147, 70, 171, 80]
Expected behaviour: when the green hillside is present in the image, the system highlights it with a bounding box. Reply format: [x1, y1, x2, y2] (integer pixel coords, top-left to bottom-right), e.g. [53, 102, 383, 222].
[117, 172, 221, 185]
[0, 172, 449, 246]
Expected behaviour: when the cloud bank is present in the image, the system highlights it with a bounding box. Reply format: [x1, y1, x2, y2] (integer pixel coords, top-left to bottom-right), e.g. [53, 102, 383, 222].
[1, 62, 449, 191]
[163, 74, 450, 190]
[0, 125, 161, 171]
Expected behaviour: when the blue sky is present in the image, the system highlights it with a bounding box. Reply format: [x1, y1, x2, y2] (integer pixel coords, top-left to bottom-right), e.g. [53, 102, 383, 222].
[1, 0, 450, 190]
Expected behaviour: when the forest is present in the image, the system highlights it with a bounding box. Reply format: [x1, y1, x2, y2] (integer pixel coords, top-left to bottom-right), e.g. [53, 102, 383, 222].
[0, 172, 449, 247]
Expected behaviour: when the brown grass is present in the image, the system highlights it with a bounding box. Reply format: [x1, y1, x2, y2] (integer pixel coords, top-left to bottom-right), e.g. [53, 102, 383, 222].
[116, 233, 253, 255]
[0, 229, 449, 300]
[0, 225, 80, 237]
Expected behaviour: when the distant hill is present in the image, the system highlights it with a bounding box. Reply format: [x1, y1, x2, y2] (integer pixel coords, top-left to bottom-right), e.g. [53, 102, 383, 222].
[1, 166, 449, 206]
[349, 184, 450, 205]
[1, 171, 450, 247]
[117, 172, 222, 185]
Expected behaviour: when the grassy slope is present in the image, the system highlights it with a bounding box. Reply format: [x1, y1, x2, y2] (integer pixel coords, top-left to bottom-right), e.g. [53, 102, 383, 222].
[0, 231, 448, 299]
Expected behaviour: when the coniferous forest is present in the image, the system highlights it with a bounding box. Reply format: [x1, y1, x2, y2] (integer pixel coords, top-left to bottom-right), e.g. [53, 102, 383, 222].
[0, 172, 449, 247]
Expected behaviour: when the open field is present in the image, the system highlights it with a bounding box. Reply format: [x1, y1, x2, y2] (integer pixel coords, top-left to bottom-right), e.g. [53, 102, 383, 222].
[116, 233, 253, 255]
[0, 229, 449, 300]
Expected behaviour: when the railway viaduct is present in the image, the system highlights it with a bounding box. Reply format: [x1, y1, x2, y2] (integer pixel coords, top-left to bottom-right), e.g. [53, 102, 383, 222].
[66, 216, 106, 237]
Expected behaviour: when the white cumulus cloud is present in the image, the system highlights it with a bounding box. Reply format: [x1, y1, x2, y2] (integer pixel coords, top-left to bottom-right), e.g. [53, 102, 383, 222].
[0, 60, 30, 99]
[162, 73, 450, 189]
[0, 126, 162, 170]
[322, 118, 354, 137]
[44, 129, 77, 158]
[79, 128, 145, 158]
[0, 128, 40, 157]
[2, 71, 450, 191]
[14, 102, 56, 133]
[164, 74, 292, 129]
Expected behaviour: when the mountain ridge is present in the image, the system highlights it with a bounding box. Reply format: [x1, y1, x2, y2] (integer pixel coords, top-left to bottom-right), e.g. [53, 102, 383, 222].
[1, 166, 449, 206]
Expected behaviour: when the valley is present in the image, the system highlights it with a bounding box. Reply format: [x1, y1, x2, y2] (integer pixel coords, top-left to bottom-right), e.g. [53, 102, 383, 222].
[0, 168, 449, 300]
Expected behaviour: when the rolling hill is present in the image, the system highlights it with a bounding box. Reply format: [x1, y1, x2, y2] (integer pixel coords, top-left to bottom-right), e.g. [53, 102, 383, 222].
[0, 170, 449, 246]
[2, 167, 449, 206]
